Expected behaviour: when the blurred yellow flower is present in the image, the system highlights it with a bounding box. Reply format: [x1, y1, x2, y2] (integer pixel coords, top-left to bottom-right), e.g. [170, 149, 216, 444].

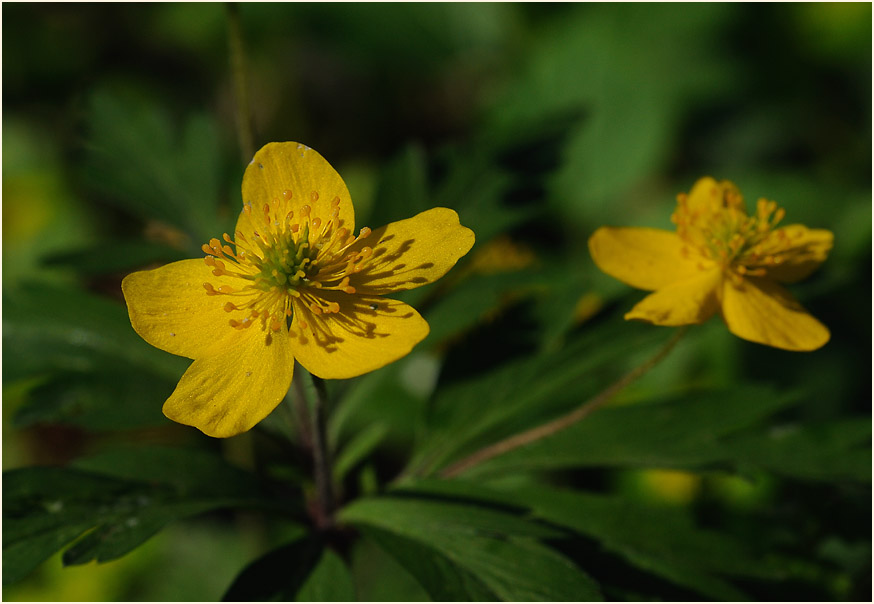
[123, 142, 474, 437]
[589, 177, 832, 351]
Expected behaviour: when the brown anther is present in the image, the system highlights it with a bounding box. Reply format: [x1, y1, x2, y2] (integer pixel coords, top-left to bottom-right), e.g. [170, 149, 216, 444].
[224, 302, 237, 312]
[328, 302, 340, 314]
[270, 320, 282, 332]
[202, 244, 216, 256]
[298, 320, 308, 330]
[336, 227, 348, 240]
[291, 223, 300, 233]
[360, 246, 373, 258]
[217, 285, 235, 294]
[358, 227, 371, 239]
[282, 189, 293, 200]
[343, 286, 356, 294]
[223, 233, 234, 243]
[310, 191, 319, 202]
[203, 282, 217, 294]
[222, 245, 234, 256]
[310, 303, 322, 315]
[209, 238, 222, 250]
[300, 205, 311, 217]
[312, 217, 322, 230]
[204, 256, 216, 267]
[331, 196, 340, 207]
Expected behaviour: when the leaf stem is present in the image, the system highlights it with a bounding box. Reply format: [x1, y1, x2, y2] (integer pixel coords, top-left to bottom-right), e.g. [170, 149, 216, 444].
[440, 327, 688, 479]
[309, 373, 336, 528]
[225, 2, 255, 162]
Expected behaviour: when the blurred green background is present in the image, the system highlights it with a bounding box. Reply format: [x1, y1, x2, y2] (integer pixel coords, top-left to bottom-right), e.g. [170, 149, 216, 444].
[3, 3, 871, 601]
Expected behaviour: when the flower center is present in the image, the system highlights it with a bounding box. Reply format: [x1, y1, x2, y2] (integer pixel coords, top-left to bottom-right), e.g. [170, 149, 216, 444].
[672, 185, 797, 277]
[200, 189, 374, 335]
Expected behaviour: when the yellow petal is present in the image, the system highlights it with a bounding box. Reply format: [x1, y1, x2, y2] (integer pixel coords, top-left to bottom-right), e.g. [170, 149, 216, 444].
[122, 259, 241, 359]
[588, 227, 706, 291]
[289, 293, 430, 379]
[236, 142, 355, 237]
[163, 324, 294, 438]
[757, 225, 833, 283]
[721, 276, 829, 351]
[349, 207, 475, 295]
[625, 268, 722, 326]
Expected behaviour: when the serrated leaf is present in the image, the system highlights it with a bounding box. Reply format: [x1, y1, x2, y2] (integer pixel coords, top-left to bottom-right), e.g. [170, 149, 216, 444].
[339, 495, 601, 601]
[3, 448, 287, 585]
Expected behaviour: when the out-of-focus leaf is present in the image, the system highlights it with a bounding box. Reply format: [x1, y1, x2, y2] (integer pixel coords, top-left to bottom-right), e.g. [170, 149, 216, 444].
[223, 537, 322, 602]
[721, 419, 871, 483]
[364, 144, 429, 229]
[295, 548, 356, 602]
[333, 423, 389, 483]
[2, 282, 186, 382]
[13, 370, 173, 431]
[83, 90, 227, 246]
[339, 496, 602, 601]
[42, 240, 188, 276]
[3, 447, 289, 585]
[461, 385, 798, 477]
[350, 533, 431, 601]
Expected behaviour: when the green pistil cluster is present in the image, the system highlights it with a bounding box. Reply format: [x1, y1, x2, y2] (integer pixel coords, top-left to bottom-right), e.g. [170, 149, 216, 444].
[254, 225, 319, 292]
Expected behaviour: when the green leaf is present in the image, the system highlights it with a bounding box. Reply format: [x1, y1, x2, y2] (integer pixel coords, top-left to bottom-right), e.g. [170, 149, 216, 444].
[339, 496, 602, 601]
[392, 478, 788, 601]
[360, 526, 495, 601]
[295, 548, 357, 602]
[721, 418, 871, 483]
[13, 370, 174, 431]
[408, 320, 666, 476]
[223, 537, 322, 602]
[364, 144, 429, 228]
[83, 90, 228, 246]
[333, 422, 389, 483]
[2, 282, 186, 382]
[42, 240, 189, 276]
[462, 384, 799, 477]
[3, 447, 286, 585]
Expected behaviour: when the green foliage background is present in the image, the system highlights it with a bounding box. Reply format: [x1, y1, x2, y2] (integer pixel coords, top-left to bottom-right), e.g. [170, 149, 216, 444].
[3, 3, 871, 601]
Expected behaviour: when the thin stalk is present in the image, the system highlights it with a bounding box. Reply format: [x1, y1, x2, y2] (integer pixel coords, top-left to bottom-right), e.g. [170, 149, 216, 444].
[440, 327, 688, 479]
[226, 2, 255, 161]
[292, 372, 313, 451]
[309, 374, 335, 528]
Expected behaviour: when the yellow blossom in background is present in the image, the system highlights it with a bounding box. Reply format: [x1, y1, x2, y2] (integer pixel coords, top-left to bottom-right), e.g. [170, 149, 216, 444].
[589, 177, 832, 351]
[123, 142, 475, 437]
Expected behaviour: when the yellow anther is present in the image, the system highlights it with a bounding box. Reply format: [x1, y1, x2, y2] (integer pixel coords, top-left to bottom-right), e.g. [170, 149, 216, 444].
[217, 285, 235, 294]
[203, 282, 217, 294]
[224, 302, 237, 312]
[310, 191, 319, 202]
[270, 320, 282, 332]
[359, 246, 373, 258]
[310, 303, 322, 315]
[282, 189, 293, 200]
[298, 320, 308, 330]
[223, 233, 234, 244]
[328, 302, 340, 314]
[336, 227, 348, 240]
[343, 286, 356, 294]
[202, 244, 216, 256]
[331, 196, 340, 207]
[204, 256, 216, 267]
[300, 205, 311, 217]
[358, 227, 371, 239]
[209, 238, 222, 250]
[312, 217, 322, 230]
[291, 223, 300, 233]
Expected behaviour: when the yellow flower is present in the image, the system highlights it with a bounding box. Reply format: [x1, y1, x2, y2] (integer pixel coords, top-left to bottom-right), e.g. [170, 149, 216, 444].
[122, 142, 475, 437]
[588, 177, 832, 351]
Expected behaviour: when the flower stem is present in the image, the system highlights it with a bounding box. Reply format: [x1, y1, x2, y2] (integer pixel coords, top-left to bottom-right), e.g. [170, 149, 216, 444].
[292, 373, 313, 451]
[309, 373, 335, 528]
[440, 327, 688, 479]
[225, 2, 255, 162]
